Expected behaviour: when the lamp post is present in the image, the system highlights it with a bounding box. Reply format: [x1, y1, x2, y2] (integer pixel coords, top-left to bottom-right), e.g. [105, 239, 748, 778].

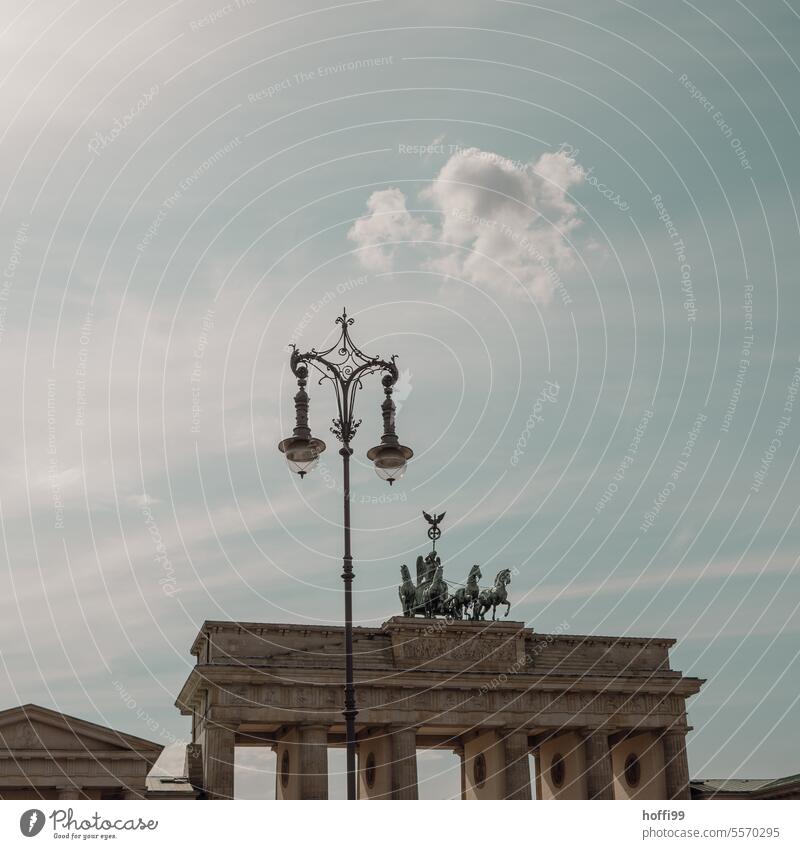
[278, 309, 413, 800]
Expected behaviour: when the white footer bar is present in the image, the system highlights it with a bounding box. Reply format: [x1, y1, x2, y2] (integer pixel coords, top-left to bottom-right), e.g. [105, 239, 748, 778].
[2, 800, 797, 848]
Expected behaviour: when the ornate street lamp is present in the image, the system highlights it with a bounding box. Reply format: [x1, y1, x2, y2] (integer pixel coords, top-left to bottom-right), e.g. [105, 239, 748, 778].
[278, 309, 413, 800]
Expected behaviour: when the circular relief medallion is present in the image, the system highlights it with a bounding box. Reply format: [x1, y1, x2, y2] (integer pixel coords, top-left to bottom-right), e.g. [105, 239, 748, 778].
[550, 753, 566, 788]
[365, 752, 377, 789]
[624, 753, 641, 788]
[473, 752, 487, 788]
[280, 750, 291, 789]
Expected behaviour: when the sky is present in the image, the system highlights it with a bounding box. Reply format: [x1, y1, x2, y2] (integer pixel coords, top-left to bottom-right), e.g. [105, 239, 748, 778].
[0, 0, 799, 799]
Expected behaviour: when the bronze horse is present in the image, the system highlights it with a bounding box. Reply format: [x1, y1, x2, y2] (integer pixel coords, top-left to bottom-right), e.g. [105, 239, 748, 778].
[444, 564, 482, 620]
[473, 569, 512, 621]
[421, 564, 449, 618]
[398, 564, 416, 617]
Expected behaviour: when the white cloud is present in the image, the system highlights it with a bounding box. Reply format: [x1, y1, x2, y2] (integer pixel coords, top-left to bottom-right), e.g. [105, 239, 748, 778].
[346, 186, 433, 271]
[348, 148, 585, 303]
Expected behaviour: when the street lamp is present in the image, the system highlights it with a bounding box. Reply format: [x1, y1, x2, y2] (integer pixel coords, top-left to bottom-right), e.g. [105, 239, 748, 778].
[366, 374, 414, 485]
[278, 308, 413, 800]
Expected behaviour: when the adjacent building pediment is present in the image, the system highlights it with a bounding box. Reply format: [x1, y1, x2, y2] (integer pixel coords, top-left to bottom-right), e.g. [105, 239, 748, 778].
[0, 704, 162, 761]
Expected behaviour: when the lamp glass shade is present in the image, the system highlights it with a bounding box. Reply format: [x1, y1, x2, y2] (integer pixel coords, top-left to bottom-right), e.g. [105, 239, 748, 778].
[367, 441, 413, 485]
[287, 456, 320, 478]
[375, 462, 407, 484]
[278, 436, 326, 479]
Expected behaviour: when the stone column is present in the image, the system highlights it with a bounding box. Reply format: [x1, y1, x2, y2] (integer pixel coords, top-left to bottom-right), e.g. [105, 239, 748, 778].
[662, 729, 691, 800]
[298, 725, 328, 800]
[584, 730, 614, 799]
[389, 727, 418, 800]
[457, 747, 466, 800]
[534, 752, 543, 800]
[203, 724, 235, 800]
[185, 742, 203, 790]
[501, 730, 532, 799]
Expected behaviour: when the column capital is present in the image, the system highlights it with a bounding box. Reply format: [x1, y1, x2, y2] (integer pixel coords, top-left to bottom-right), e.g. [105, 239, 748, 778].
[357, 725, 389, 741]
[386, 722, 418, 733]
[203, 717, 239, 732]
[56, 785, 82, 800]
[577, 725, 617, 739]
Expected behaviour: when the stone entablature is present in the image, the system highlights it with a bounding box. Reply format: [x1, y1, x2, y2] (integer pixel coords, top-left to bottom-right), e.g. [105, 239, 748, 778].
[189, 619, 677, 676]
[177, 618, 703, 800]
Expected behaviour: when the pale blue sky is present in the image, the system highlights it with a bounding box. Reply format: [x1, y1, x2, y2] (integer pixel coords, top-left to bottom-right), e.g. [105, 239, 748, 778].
[1, 0, 799, 797]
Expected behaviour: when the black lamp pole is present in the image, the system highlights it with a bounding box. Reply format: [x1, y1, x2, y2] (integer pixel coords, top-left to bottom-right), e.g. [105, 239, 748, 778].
[279, 309, 413, 800]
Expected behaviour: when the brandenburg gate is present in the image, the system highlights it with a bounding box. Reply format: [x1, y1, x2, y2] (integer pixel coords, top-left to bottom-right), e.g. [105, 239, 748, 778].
[238, 313, 703, 800]
[175, 616, 702, 800]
